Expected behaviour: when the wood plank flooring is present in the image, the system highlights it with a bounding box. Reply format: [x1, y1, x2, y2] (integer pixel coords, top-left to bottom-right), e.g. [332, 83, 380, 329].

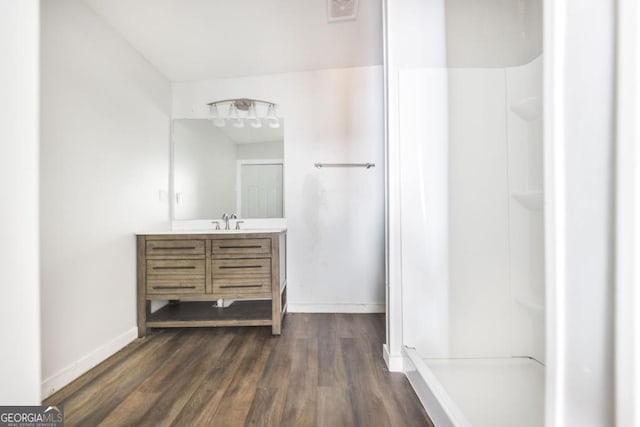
[45, 313, 433, 427]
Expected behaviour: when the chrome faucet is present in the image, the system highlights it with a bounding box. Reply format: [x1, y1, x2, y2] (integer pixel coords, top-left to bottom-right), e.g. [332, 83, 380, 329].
[222, 213, 238, 230]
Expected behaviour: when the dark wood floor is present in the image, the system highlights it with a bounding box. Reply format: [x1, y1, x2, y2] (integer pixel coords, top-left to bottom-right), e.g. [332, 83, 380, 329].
[45, 313, 433, 427]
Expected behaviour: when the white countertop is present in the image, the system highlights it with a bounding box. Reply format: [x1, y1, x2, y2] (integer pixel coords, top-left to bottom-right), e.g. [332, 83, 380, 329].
[136, 227, 286, 236]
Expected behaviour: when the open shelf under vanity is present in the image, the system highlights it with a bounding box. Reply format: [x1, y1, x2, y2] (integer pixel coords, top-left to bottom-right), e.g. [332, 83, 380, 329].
[147, 300, 273, 328]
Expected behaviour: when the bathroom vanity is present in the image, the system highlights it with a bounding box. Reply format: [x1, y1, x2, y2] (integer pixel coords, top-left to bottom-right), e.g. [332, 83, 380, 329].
[136, 229, 287, 336]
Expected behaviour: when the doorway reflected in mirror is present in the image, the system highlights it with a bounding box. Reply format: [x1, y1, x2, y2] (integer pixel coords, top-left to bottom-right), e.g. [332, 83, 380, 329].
[172, 118, 284, 220]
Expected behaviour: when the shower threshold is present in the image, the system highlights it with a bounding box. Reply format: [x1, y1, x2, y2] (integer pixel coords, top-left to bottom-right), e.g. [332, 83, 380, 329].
[404, 349, 544, 427]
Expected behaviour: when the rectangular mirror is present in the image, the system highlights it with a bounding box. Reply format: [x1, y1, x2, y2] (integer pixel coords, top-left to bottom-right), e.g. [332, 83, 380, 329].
[172, 118, 284, 220]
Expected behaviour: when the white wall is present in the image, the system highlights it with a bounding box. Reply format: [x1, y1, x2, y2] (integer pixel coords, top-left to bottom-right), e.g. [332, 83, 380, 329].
[0, 0, 41, 405]
[40, 0, 171, 397]
[173, 66, 385, 311]
[444, 0, 542, 67]
[173, 119, 236, 220]
[237, 141, 284, 160]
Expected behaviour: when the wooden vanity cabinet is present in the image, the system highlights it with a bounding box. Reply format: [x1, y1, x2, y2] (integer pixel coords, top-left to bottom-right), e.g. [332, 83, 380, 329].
[137, 231, 287, 336]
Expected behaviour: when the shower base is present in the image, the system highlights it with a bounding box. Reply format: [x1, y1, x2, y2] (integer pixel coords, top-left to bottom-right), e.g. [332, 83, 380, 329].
[404, 349, 544, 427]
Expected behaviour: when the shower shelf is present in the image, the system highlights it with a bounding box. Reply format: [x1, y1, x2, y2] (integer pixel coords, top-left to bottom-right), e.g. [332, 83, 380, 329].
[511, 191, 543, 211]
[510, 95, 542, 121]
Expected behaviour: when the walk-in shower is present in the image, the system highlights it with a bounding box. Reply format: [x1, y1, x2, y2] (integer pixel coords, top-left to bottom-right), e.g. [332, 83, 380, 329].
[388, 1, 544, 425]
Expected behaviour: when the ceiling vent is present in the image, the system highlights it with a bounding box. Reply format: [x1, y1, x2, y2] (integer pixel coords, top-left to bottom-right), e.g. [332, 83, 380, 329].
[327, 0, 359, 22]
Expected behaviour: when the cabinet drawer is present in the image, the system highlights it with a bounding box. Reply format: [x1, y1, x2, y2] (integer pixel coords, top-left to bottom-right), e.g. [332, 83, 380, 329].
[212, 239, 271, 257]
[212, 277, 271, 296]
[146, 277, 205, 294]
[146, 240, 204, 257]
[146, 259, 205, 276]
[211, 258, 271, 296]
[211, 258, 271, 276]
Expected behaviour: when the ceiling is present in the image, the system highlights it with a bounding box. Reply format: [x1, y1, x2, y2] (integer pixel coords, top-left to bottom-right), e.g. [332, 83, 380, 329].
[83, 0, 383, 82]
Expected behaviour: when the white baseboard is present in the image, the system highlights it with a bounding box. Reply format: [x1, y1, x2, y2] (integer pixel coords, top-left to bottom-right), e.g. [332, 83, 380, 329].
[287, 302, 385, 313]
[383, 344, 406, 372]
[41, 327, 138, 399]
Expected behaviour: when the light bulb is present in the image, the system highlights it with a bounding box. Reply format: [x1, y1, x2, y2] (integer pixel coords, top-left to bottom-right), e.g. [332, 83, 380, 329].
[209, 103, 219, 118]
[228, 102, 244, 128]
[268, 118, 280, 129]
[266, 104, 280, 129]
[248, 102, 262, 128]
[228, 103, 238, 118]
[210, 104, 226, 127]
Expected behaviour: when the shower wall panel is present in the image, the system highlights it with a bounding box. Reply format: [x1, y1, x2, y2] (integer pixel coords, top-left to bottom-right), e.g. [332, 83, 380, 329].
[447, 69, 511, 358]
[400, 59, 543, 361]
[399, 69, 450, 358]
[400, 68, 512, 358]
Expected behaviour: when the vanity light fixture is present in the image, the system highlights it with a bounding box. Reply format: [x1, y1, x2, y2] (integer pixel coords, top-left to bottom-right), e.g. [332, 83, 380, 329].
[207, 98, 280, 129]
